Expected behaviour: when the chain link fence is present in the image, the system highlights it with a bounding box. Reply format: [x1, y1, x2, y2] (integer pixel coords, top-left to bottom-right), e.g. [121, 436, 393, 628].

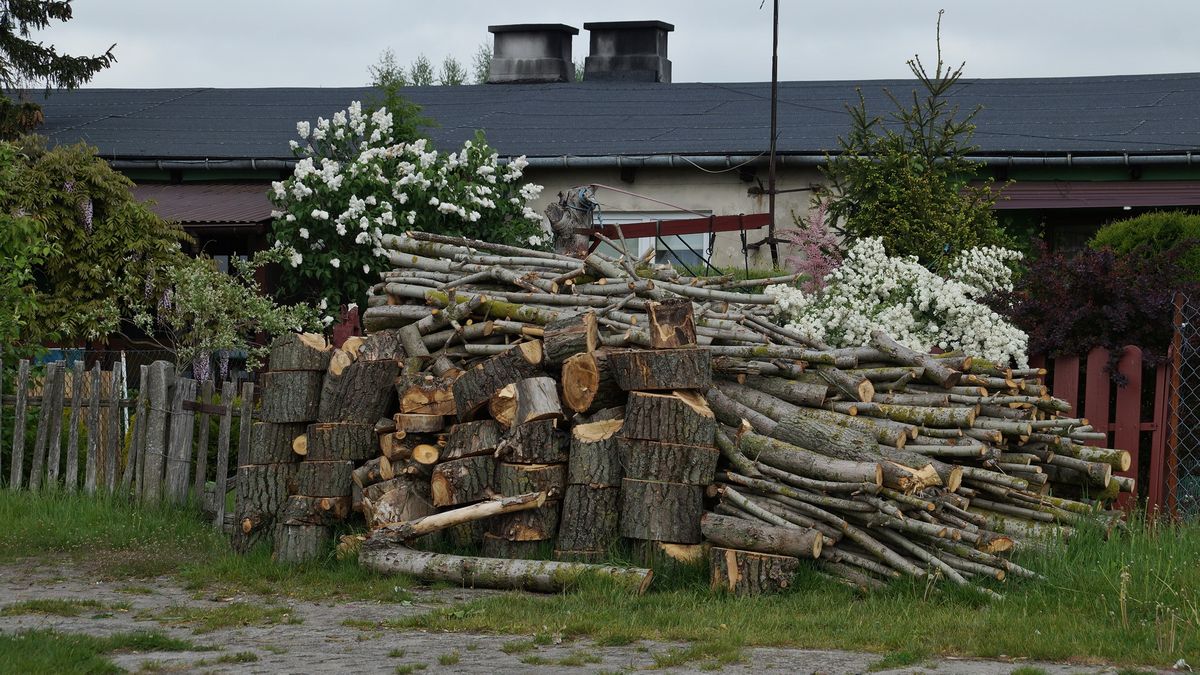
[1169, 294, 1200, 519]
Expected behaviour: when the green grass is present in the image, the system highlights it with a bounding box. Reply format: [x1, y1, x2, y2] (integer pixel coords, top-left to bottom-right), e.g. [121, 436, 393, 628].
[1009, 668, 1048, 675]
[393, 516, 1200, 668]
[868, 648, 929, 671]
[519, 654, 553, 665]
[388, 648, 407, 658]
[394, 664, 427, 674]
[1, 598, 129, 617]
[500, 639, 536, 654]
[437, 651, 460, 665]
[0, 629, 203, 674]
[555, 650, 603, 666]
[149, 602, 301, 633]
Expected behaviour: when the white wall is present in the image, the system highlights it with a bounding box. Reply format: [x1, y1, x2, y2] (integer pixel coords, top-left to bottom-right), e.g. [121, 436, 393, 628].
[523, 165, 826, 270]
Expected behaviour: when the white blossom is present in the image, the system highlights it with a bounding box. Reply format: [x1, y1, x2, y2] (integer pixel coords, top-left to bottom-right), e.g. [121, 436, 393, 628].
[330, 257, 341, 269]
[289, 251, 303, 267]
[296, 121, 311, 137]
[299, 228, 310, 239]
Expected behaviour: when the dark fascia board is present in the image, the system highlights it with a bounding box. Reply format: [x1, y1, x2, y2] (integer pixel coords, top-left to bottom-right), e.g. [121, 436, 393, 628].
[583, 20, 675, 31]
[488, 23, 579, 35]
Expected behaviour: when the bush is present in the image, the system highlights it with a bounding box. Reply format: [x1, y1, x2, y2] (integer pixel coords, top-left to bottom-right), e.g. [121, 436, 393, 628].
[991, 241, 1191, 366]
[1090, 210, 1200, 281]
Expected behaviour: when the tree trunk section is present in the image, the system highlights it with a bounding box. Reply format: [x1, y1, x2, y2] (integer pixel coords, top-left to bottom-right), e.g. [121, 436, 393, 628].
[317, 358, 399, 424]
[623, 391, 716, 446]
[259, 371, 323, 423]
[618, 438, 718, 485]
[352, 456, 394, 488]
[556, 485, 620, 554]
[394, 413, 445, 434]
[303, 422, 376, 461]
[272, 523, 331, 564]
[561, 349, 624, 414]
[543, 312, 599, 365]
[486, 500, 561, 541]
[232, 463, 296, 553]
[498, 419, 569, 464]
[442, 419, 504, 461]
[736, 431, 882, 486]
[607, 348, 711, 391]
[700, 513, 822, 559]
[544, 186, 594, 258]
[495, 462, 566, 499]
[744, 375, 827, 408]
[453, 341, 545, 420]
[647, 298, 697, 349]
[709, 547, 800, 596]
[244, 422, 303, 465]
[370, 492, 545, 544]
[269, 333, 332, 371]
[619, 478, 703, 544]
[515, 376, 565, 425]
[279, 495, 352, 526]
[568, 419, 623, 487]
[431, 455, 496, 507]
[398, 374, 457, 416]
[287, 460, 354, 497]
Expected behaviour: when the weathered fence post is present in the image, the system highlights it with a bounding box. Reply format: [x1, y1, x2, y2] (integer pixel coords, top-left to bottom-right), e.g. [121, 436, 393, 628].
[164, 377, 198, 504]
[123, 365, 150, 493]
[213, 380, 237, 530]
[45, 363, 66, 486]
[29, 362, 60, 491]
[105, 366, 124, 494]
[8, 360, 30, 489]
[140, 361, 172, 503]
[64, 361, 84, 492]
[84, 362, 102, 495]
[193, 380, 215, 501]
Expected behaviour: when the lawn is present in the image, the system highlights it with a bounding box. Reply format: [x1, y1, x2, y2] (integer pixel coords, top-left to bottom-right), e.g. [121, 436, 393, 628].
[0, 491, 1195, 669]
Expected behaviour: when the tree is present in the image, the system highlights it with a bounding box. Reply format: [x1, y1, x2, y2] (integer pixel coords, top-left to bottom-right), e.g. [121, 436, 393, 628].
[818, 11, 1007, 269]
[0, 0, 116, 137]
[408, 54, 434, 86]
[471, 42, 492, 84]
[0, 141, 57, 360]
[368, 48, 406, 89]
[438, 56, 466, 86]
[269, 101, 547, 315]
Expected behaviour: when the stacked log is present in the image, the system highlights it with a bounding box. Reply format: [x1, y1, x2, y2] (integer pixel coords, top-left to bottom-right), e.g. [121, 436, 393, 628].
[233, 333, 328, 554]
[339, 231, 1134, 596]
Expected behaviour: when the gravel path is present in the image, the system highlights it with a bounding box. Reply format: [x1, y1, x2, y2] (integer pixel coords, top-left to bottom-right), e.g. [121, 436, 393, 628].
[0, 561, 1169, 674]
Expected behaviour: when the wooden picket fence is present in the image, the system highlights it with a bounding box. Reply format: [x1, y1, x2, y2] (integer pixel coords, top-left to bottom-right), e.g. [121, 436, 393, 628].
[0, 358, 253, 529]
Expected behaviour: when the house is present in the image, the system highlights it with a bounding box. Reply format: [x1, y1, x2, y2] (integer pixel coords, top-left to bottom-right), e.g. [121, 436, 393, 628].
[26, 21, 1200, 269]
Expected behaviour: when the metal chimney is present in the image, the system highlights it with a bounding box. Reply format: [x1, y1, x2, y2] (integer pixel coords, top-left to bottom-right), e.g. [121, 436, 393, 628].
[486, 23, 579, 84]
[583, 20, 674, 83]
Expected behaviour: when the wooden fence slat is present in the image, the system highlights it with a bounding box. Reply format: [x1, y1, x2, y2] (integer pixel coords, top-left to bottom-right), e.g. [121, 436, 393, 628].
[192, 380, 215, 500]
[9, 360, 30, 489]
[84, 363, 103, 495]
[64, 361, 85, 492]
[1115, 347, 1144, 499]
[213, 381, 237, 530]
[123, 365, 150, 492]
[236, 381, 255, 468]
[105, 367, 124, 494]
[0, 358, 5, 485]
[140, 361, 171, 503]
[164, 378, 198, 504]
[45, 364, 66, 485]
[28, 362, 60, 491]
[1148, 362, 1170, 512]
[1084, 348, 1112, 444]
[1051, 355, 1080, 416]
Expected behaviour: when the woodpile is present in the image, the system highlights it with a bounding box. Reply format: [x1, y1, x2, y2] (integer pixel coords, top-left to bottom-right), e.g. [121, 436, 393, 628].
[247, 231, 1132, 596]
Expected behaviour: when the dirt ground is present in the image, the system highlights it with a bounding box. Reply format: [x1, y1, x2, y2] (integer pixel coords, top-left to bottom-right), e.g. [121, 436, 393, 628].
[0, 561, 1172, 674]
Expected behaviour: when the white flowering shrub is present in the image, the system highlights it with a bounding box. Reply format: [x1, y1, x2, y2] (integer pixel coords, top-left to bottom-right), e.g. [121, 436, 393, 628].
[269, 101, 547, 313]
[766, 238, 1030, 366]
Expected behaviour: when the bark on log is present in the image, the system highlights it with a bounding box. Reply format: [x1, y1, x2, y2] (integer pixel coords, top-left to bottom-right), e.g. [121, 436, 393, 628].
[480, 533, 546, 559]
[623, 391, 716, 446]
[303, 422, 376, 462]
[607, 348, 711, 391]
[618, 438, 719, 485]
[498, 419, 569, 464]
[359, 546, 654, 594]
[647, 298, 697, 349]
[352, 456, 394, 488]
[486, 500, 561, 541]
[259, 371, 323, 423]
[495, 462, 566, 499]
[700, 513, 822, 559]
[545, 187, 595, 258]
[317, 358, 399, 424]
[561, 349, 624, 414]
[735, 431, 883, 486]
[543, 312, 599, 365]
[364, 478, 437, 529]
[709, 546, 800, 595]
[232, 463, 297, 553]
[269, 333, 332, 371]
[272, 524, 330, 564]
[488, 383, 518, 428]
[370, 492, 545, 544]
[620, 478, 703, 543]
[744, 375, 827, 408]
[431, 455, 496, 506]
[629, 541, 709, 569]
[287, 460, 354, 497]
[515, 376, 564, 424]
[453, 341, 545, 420]
[442, 419, 504, 461]
[357, 329, 408, 362]
[397, 374, 457, 416]
[568, 419, 624, 487]
[870, 331, 961, 388]
[394, 413, 445, 433]
[246, 422, 305, 464]
[556, 485, 620, 553]
[279, 495, 352, 526]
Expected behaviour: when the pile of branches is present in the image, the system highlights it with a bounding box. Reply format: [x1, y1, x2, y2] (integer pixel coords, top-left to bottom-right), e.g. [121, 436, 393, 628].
[360, 231, 1128, 595]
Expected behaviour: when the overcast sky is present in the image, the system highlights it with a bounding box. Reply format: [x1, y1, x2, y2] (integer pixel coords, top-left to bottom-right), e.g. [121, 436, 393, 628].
[41, 1, 1200, 88]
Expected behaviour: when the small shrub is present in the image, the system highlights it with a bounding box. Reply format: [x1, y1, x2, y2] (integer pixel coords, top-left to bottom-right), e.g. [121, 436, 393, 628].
[1090, 210, 1200, 281]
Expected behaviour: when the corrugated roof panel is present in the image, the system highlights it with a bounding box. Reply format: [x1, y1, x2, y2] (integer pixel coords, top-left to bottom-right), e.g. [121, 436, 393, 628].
[131, 183, 273, 224]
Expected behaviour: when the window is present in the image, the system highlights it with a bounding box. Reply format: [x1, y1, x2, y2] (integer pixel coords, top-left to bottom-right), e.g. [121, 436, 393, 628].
[592, 210, 711, 270]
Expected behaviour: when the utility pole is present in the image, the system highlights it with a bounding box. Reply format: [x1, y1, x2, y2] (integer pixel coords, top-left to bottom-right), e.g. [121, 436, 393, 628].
[767, 0, 780, 268]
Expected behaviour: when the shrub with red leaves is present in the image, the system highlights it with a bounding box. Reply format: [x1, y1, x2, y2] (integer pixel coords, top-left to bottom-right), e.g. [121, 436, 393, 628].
[990, 241, 1193, 368]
